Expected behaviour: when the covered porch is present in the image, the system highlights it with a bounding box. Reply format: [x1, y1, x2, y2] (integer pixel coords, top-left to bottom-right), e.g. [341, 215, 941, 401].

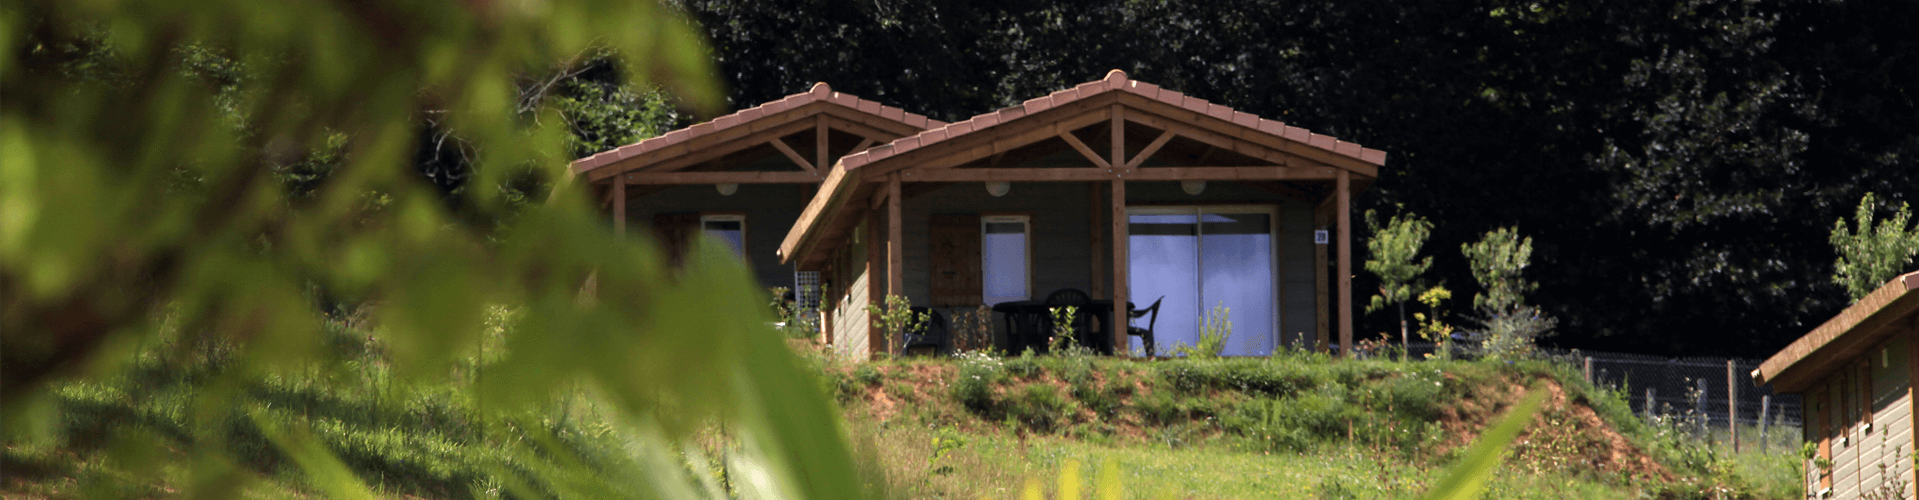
[778, 71, 1385, 360]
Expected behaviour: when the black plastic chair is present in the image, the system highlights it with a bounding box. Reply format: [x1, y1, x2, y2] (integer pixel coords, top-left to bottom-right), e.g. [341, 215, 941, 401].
[1128, 296, 1163, 357]
[1043, 288, 1094, 351]
[902, 307, 948, 355]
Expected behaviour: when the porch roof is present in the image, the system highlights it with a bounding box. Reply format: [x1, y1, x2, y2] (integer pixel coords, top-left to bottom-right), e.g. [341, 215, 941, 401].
[1753, 272, 1919, 392]
[777, 70, 1388, 267]
[569, 82, 943, 186]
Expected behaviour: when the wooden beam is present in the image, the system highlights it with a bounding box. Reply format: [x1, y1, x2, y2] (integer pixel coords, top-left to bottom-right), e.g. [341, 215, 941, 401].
[897, 166, 1331, 183]
[1059, 132, 1113, 169]
[621, 171, 822, 185]
[886, 175, 903, 301]
[851, 137, 877, 155]
[588, 118, 815, 181]
[1122, 166, 1337, 181]
[817, 113, 915, 145]
[613, 176, 626, 237]
[770, 137, 818, 174]
[1111, 105, 1125, 172]
[816, 116, 831, 173]
[1089, 183, 1105, 300]
[1336, 169, 1352, 358]
[1115, 93, 1382, 178]
[1111, 178, 1129, 356]
[817, 105, 926, 138]
[899, 168, 1112, 183]
[1124, 130, 1176, 169]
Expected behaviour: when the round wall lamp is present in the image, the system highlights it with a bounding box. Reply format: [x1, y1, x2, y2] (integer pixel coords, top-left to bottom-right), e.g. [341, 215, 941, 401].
[716, 183, 739, 196]
[1181, 180, 1207, 195]
[985, 181, 1011, 197]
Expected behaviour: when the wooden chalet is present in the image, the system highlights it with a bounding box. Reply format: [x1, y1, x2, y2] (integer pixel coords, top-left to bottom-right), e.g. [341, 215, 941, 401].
[570, 83, 941, 290]
[774, 70, 1387, 361]
[1754, 271, 1919, 499]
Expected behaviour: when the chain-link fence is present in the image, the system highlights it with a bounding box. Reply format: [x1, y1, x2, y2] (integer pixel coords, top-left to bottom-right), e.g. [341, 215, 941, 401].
[1392, 343, 1802, 447]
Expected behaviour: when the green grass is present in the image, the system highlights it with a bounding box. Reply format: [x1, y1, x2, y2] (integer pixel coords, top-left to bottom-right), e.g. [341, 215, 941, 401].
[836, 352, 1804, 499]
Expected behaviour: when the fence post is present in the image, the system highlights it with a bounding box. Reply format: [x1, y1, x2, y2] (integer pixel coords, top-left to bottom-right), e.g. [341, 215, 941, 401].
[1728, 360, 1739, 452]
[1645, 387, 1657, 423]
[1759, 395, 1771, 452]
[1583, 356, 1593, 385]
[1692, 378, 1707, 440]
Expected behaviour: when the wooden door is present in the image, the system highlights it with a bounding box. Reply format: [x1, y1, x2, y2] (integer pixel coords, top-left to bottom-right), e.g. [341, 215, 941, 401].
[930, 214, 981, 307]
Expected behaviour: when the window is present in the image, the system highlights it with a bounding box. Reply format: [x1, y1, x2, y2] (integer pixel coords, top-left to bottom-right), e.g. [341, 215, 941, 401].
[701, 214, 746, 255]
[981, 215, 1031, 305]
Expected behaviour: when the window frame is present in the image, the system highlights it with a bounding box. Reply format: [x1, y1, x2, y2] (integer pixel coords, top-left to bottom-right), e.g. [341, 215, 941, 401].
[980, 213, 1033, 306]
[699, 212, 748, 256]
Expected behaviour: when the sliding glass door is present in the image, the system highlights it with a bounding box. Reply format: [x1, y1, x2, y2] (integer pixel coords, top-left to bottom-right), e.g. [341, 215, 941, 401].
[1128, 207, 1276, 356]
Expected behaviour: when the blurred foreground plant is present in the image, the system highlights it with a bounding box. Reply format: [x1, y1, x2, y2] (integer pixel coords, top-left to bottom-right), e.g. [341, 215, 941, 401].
[1, 1, 861, 498]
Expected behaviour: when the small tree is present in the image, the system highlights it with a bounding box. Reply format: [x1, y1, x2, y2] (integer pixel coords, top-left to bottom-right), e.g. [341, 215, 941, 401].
[867, 295, 927, 356]
[1413, 286, 1457, 360]
[1830, 192, 1919, 300]
[1364, 208, 1434, 360]
[1461, 227, 1552, 359]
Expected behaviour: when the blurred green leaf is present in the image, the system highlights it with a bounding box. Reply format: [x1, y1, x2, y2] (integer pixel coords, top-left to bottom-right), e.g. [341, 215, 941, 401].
[1420, 387, 1547, 500]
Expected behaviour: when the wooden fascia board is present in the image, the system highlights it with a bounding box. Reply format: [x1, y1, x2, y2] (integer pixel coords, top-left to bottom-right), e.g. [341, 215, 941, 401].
[618, 171, 823, 184]
[1114, 93, 1381, 178]
[1759, 273, 1919, 392]
[816, 106, 925, 139]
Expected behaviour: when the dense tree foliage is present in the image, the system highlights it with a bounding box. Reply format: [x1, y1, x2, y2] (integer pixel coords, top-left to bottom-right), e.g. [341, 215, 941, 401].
[682, 0, 1918, 356]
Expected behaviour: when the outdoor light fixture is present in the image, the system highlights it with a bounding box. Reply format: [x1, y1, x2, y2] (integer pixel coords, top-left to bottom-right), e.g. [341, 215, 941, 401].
[716, 183, 739, 196]
[1181, 180, 1207, 195]
[985, 181, 1011, 197]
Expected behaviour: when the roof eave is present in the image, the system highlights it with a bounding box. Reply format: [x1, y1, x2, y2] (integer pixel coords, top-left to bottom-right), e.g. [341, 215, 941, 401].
[1756, 272, 1919, 392]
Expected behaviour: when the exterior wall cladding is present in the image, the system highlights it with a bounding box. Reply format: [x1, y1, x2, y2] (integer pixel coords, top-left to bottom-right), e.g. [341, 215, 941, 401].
[619, 182, 808, 290]
[1806, 332, 1913, 500]
[897, 180, 1320, 350]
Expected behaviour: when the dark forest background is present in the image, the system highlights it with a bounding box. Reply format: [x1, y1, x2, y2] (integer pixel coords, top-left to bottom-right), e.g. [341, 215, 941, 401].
[676, 0, 1917, 358]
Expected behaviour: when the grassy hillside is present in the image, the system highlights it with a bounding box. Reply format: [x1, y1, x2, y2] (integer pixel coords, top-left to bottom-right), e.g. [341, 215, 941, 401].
[817, 348, 1803, 499]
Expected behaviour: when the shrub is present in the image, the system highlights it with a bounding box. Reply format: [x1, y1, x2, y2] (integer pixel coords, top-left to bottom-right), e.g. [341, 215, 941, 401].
[951, 351, 1005, 412]
[1005, 384, 1073, 431]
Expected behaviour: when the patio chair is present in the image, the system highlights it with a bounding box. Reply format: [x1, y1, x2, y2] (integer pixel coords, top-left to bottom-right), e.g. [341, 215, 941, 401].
[902, 307, 949, 355]
[1128, 296, 1163, 357]
[1043, 288, 1094, 351]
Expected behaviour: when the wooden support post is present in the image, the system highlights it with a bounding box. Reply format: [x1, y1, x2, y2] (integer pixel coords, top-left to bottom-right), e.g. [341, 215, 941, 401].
[1584, 356, 1594, 385]
[1089, 183, 1105, 300]
[867, 210, 885, 358]
[613, 177, 626, 237]
[886, 175, 903, 300]
[1759, 395, 1771, 452]
[1314, 199, 1331, 354]
[1111, 178, 1129, 356]
[1336, 169, 1352, 358]
[1728, 360, 1740, 451]
[817, 116, 830, 173]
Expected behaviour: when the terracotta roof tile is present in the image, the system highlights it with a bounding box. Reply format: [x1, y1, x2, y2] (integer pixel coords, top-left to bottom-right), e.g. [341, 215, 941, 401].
[903, 112, 930, 128]
[1282, 126, 1311, 142]
[1307, 134, 1336, 150]
[1231, 112, 1260, 128]
[999, 106, 1026, 121]
[830, 93, 858, 108]
[881, 107, 905, 122]
[1075, 80, 1106, 94]
[857, 100, 882, 114]
[714, 114, 741, 129]
[1023, 95, 1055, 114]
[1361, 148, 1388, 165]
[1206, 104, 1233, 120]
[1256, 119, 1284, 135]
[898, 136, 922, 150]
[924, 128, 948, 143]
[1179, 95, 1209, 113]
[1335, 142, 1362, 157]
[1125, 80, 1161, 99]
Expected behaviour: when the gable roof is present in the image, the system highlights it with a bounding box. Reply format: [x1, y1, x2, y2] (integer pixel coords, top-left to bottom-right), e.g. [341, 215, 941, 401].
[1754, 271, 1919, 392]
[777, 70, 1389, 267]
[570, 82, 944, 182]
[840, 70, 1385, 175]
